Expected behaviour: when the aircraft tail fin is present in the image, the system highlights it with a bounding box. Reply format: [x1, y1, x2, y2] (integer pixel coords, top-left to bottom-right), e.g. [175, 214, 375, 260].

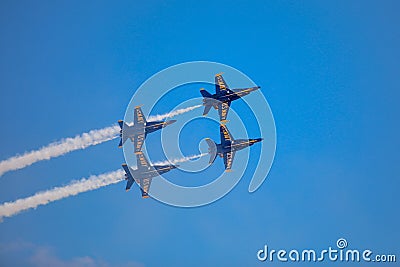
[205, 138, 218, 164]
[200, 88, 212, 98]
[122, 163, 135, 191]
[118, 120, 124, 129]
[118, 120, 129, 148]
[118, 120, 130, 130]
[203, 104, 212, 116]
[201, 88, 215, 116]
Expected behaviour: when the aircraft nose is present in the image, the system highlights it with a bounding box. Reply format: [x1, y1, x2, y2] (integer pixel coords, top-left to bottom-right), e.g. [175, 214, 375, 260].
[251, 138, 263, 144]
[165, 120, 177, 125]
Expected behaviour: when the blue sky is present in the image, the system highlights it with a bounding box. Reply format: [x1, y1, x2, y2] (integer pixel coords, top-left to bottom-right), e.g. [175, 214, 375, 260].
[0, 1, 399, 266]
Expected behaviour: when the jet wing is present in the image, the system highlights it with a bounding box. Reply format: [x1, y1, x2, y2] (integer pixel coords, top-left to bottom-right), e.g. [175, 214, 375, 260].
[220, 124, 234, 145]
[223, 151, 235, 171]
[139, 177, 152, 198]
[218, 101, 231, 122]
[134, 106, 147, 125]
[136, 151, 151, 170]
[215, 73, 229, 95]
[131, 132, 146, 153]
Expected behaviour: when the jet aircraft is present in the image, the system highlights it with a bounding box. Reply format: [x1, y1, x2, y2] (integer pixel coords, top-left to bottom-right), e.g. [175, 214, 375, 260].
[200, 73, 260, 122]
[118, 106, 176, 152]
[205, 124, 263, 171]
[122, 152, 178, 198]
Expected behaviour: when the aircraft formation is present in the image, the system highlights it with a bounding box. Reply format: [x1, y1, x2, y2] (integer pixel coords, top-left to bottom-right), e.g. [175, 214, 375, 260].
[119, 73, 263, 198]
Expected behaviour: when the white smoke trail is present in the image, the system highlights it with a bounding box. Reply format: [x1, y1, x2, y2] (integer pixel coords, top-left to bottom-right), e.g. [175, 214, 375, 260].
[0, 154, 206, 221]
[147, 105, 202, 122]
[0, 125, 120, 177]
[0, 105, 201, 177]
[0, 170, 125, 221]
[154, 153, 208, 165]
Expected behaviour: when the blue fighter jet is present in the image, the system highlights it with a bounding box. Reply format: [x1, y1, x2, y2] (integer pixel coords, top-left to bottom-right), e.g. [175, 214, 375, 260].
[205, 124, 263, 171]
[122, 152, 178, 198]
[118, 106, 176, 152]
[200, 73, 260, 123]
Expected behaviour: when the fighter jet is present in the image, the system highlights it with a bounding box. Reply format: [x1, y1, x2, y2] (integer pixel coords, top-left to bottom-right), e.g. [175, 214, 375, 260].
[118, 106, 176, 152]
[122, 152, 178, 198]
[200, 73, 260, 123]
[205, 124, 263, 171]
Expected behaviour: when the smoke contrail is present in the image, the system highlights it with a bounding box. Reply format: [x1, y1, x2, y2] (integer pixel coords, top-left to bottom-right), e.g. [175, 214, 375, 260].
[147, 105, 202, 122]
[0, 105, 201, 177]
[0, 154, 206, 221]
[0, 170, 125, 221]
[0, 125, 120, 177]
[154, 153, 208, 165]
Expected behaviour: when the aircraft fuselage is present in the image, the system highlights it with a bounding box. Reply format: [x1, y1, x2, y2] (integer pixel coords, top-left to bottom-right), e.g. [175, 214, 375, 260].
[216, 138, 263, 156]
[130, 165, 177, 179]
[204, 87, 260, 105]
[122, 120, 176, 140]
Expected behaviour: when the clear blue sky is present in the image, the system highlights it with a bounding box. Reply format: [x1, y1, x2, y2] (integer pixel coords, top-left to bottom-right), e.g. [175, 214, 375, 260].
[0, 1, 399, 266]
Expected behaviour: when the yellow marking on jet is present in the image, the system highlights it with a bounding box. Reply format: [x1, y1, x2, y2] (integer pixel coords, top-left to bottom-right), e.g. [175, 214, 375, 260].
[221, 127, 231, 140]
[216, 76, 226, 89]
[215, 72, 224, 77]
[135, 108, 145, 122]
